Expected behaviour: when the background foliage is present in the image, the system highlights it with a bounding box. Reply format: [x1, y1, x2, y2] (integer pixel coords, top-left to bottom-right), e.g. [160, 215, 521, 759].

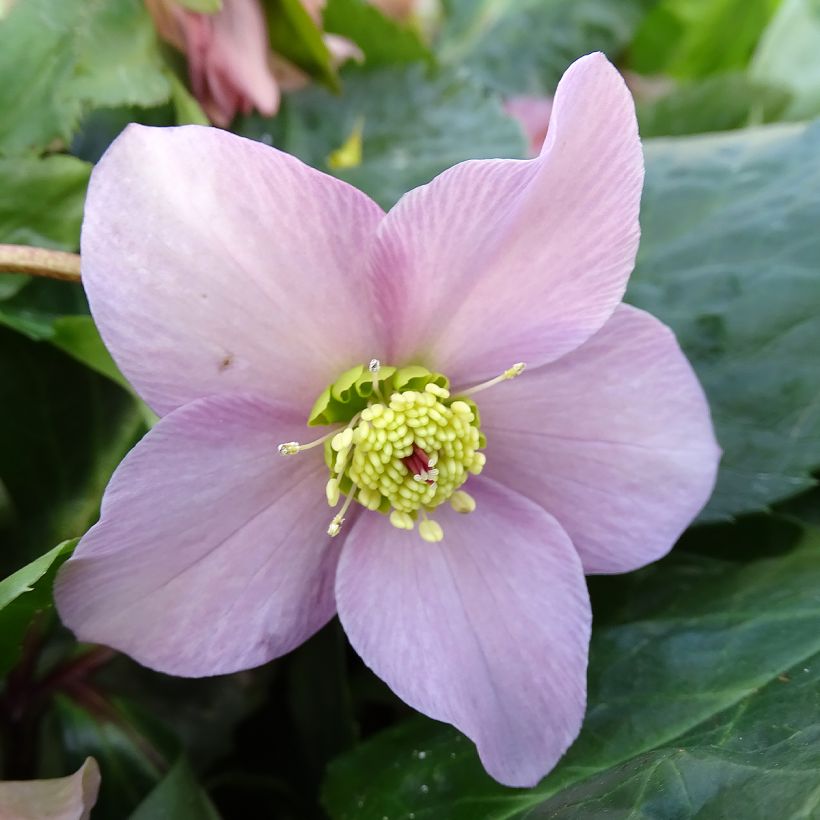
[1, 0, 819, 817]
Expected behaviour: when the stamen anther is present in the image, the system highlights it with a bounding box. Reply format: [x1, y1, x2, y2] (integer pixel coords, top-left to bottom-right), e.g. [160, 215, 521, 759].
[389, 510, 414, 530]
[450, 490, 476, 514]
[326, 478, 340, 506]
[277, 427, 339, 456]
[419, 518, 444, 543]
[459, 362, 527, 397]
[328, 488, 357, 537]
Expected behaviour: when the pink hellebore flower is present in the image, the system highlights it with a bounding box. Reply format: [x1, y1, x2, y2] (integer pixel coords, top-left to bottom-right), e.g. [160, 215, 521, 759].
[147, 0, 279, 126]
[55, 54, 719, 787]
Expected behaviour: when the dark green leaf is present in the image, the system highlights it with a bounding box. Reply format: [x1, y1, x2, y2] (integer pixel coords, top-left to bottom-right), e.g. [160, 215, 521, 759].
[130, 756, 220, 820]
[0, 539, 76, 678]
[324, 0, 430, 68]
[438, 0, 654, 95]
[239, 65, 525, 208]
[287, 623, 357, 785]
[630, 0, 780, 79]
[630, 120, 820, 519]
[0, 328, 144, 574]
[323, 525, 820, 819]
[0, 279, 87, 341]
[97, 659, 269, 773]
[48, 695, 205, 820]
[0, 156, 90, 249]
[49, 317, 130, 392]
[0, 0, 171, 155]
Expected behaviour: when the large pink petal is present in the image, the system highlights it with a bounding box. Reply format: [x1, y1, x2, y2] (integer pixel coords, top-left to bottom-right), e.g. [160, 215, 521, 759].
[372, 52, 643, 385]
[336, 478, 590, 787]
[479, 305, 720, 574]
[55, 394, 339, 676]
[82, 124, 386, 417]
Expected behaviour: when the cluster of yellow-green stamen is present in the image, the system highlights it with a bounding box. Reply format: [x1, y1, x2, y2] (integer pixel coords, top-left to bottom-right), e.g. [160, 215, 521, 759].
[324, 382, 484, 540]
[279, 360, 525, 542]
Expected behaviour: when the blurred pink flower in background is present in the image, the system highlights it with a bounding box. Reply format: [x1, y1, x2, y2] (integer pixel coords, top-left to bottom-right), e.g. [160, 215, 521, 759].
[147, 0, 279, 126]
[146, 0, 426, 125]
[56, 54, 719, 787]
[505, 94, 554, 157]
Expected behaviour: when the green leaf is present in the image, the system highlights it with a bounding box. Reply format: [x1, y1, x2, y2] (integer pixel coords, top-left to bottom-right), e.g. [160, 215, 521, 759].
[637, 73, 791, 137]
[177, 0, 223, 11]
[0, 328, 145, 574]
[49, 317, 132, 392]
[629, 120, 820, 519]
[0, 0, 171, 155]
[0, 282, 152, 422]
[129, 757, 220, 820]
[0, 279, 87, 340]
[96, 657, 270, 773]
[323, 0, 430, 67]
[169, 75, 210, 126]
[750, 0, 820, 120]
[323, 524, 820, 818]
[630, 0, 781, 79]
[438, 0, 654, 95]
[262, 0, 340, 91]
[238, 65, 525, 208]
[0, 156, 90, 249]
[49, 696, 213, 820]
[0, 539, 76, 678]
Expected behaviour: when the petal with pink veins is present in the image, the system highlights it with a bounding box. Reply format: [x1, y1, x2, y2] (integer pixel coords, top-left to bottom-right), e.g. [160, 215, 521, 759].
[372, 52, 643, 386]
[336, 478, 590, 787]
[82, 124, 386, 417]
[479, 305, 721, 574]
[55, 395, 340, 676]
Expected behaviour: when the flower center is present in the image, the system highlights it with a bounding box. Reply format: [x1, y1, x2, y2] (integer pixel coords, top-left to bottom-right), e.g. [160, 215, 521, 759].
[278, 359, 525, 542]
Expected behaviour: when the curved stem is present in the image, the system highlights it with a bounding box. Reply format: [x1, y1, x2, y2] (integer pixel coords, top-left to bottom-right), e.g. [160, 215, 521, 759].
[0, 244, 81, 283]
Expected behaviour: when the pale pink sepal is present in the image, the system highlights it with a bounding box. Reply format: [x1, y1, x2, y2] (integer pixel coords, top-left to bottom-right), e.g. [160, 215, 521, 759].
[370, 52, 643, 388]
[81, 124, 386, 418]
[55, 395, 341, 676]
[336, 478, 590, 787]
[479, 305, 721, 574]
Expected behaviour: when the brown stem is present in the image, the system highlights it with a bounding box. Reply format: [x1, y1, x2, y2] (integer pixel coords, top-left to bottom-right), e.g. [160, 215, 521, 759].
[64, 682, 168, 774]
[38, 646, 117, 698]
[0, 244, 81, 282]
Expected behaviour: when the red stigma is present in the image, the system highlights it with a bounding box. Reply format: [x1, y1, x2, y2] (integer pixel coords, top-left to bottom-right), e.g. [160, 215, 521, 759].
[403, 444, 435, 484]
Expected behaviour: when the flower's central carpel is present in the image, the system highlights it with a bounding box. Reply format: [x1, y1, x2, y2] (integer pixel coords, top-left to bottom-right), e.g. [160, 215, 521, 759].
[279, 360, 525, 542]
